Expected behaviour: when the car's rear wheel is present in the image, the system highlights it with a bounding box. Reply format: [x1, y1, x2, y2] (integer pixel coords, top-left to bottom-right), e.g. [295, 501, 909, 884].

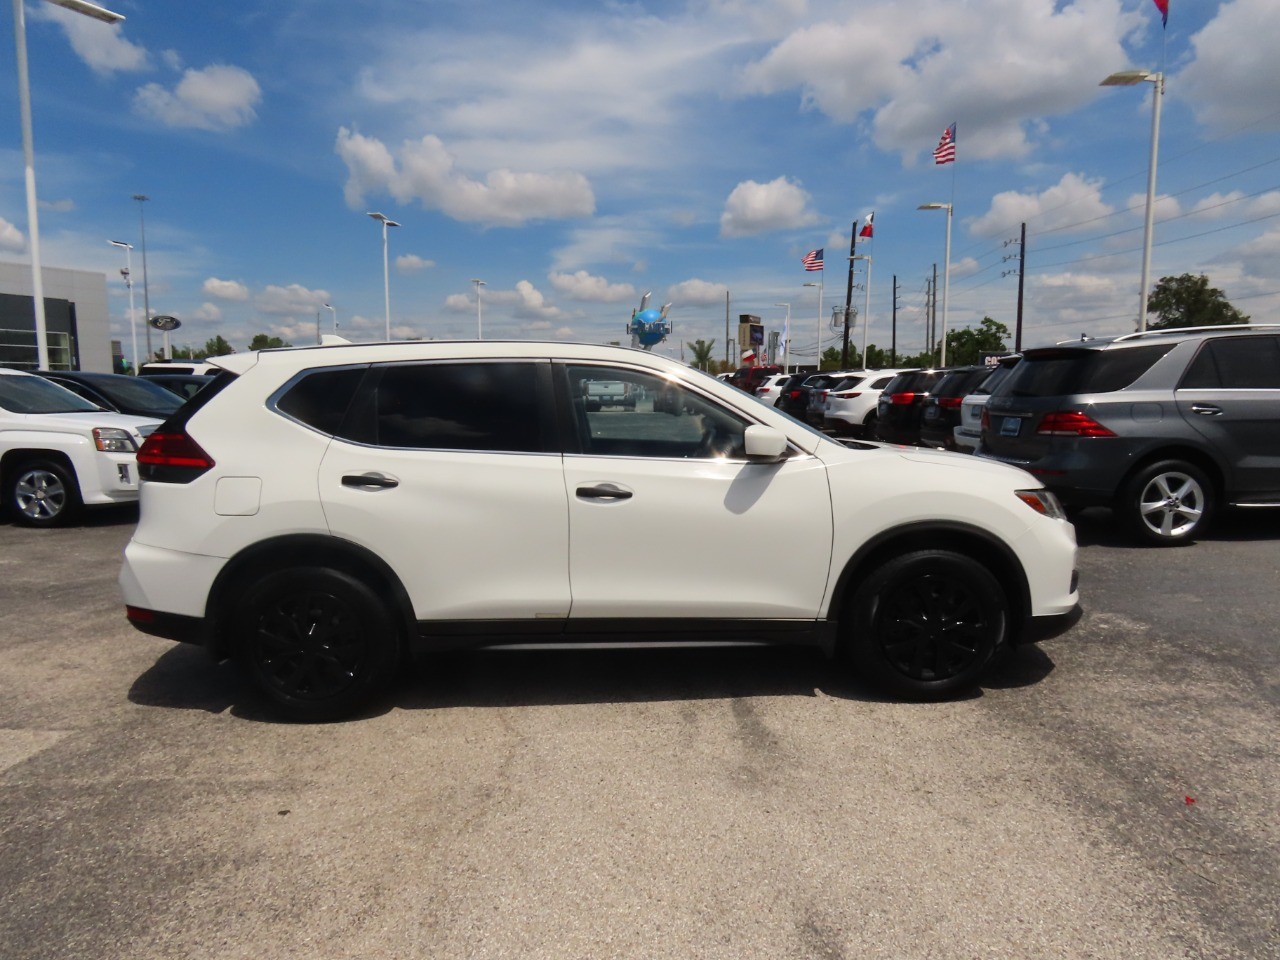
[233, 567, 401, 721]
[845, 550, 1008, 700]
[861, 411, 878, 438]
[1120, 460, 1213, 546]
[8, 459, 82, 528]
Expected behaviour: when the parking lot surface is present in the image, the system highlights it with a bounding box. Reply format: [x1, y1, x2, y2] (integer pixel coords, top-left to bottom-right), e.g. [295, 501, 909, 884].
[1, 507, 1277, 959]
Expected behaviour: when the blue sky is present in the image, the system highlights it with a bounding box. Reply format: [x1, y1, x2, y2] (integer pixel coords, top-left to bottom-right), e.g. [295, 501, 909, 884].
[2, 0, 1277, 367]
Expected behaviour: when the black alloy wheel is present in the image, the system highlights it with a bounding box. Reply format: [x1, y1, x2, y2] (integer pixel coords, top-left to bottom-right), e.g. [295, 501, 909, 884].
[234, 567, 399, 721]
[9, 459, 82, 528]
[846, 550, 1008, 700]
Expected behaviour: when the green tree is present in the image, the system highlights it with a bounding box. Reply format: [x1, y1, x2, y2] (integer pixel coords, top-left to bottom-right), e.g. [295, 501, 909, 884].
[944, 317, 1011, 365]
[247, 333, 291, 351]
[687, 338, 717, 371]
[203, 335, 235, 357]
[1147, 273, 1249, 329]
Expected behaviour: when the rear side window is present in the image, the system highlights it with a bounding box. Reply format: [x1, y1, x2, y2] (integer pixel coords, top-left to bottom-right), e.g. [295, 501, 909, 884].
[933, 368, 988, 398]
[974, 362, 1016, 396]
[275, 366, 368, 436]
[999, 344, 1175, 397]
[343, 361, 548, 453]
[1180, 336, 1280, 390]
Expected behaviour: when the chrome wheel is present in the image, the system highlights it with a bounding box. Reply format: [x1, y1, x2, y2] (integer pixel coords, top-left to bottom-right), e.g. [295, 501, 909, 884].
[1137, 470, 1205, 540]
[16, 468, 67, 522]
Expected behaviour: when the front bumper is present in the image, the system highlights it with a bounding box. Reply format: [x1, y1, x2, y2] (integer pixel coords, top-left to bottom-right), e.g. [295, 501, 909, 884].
[1017, 602, 1083, 646]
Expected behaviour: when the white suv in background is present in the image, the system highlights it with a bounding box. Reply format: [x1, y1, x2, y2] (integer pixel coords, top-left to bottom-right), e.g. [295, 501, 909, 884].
[120, 341, 1079, 720]
[752, 372, 792, 407]
[823, 369, 914, 437]
[0, 368, 160, 526]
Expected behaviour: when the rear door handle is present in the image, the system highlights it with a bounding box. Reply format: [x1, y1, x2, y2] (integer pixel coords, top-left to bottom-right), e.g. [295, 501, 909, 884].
[576, 483, 632, 501]
[342, 473, 399, 489]
[1190, 404, 1223, 416]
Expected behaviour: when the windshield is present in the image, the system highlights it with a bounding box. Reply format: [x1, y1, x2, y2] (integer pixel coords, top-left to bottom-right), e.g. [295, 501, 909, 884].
[0, 375, 102, 414]
[87, 376, 182, 415]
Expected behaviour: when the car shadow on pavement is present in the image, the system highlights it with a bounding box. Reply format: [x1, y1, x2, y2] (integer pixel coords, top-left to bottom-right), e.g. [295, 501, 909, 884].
[0, 502, 139, 529]
[129, 641, 1057, 722]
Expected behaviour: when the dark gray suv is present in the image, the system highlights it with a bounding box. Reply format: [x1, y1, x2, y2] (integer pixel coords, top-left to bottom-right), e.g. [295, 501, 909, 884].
[978, 324, 1280, 545]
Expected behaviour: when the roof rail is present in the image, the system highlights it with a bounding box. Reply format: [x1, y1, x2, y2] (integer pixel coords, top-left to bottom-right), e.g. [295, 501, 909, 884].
[1112, 322, 1279, 342]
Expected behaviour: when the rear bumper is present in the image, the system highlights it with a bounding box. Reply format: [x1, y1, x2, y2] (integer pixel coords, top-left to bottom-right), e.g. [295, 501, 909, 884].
[125, 605, 210, 646]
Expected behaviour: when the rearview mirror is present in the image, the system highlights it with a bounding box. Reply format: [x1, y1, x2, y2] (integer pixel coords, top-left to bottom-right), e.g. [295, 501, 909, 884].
[743, 424, 787, 462]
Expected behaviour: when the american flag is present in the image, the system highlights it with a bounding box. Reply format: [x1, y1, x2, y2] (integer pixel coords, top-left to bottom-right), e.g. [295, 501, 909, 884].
[802, 248, 824, 271]
[933, 124, 956, 165]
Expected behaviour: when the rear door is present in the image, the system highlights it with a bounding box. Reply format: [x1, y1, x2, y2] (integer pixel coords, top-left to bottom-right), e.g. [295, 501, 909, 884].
[317, 360, 572, 623]
[1175, 335, 1280, 498]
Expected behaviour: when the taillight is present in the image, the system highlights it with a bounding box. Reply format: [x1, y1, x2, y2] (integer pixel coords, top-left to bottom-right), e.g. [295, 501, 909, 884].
[981, 408, 991, 429]
[889, 392, 917, 405]
[938, 397, 963, 409]
[831, 391, 862, 399]
[787, 390, 802, 400]
[137, 430, 215, 483]
[1036, 411, 1117, 437]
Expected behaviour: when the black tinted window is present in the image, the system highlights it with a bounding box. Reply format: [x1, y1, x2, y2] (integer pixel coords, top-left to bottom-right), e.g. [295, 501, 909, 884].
[999, 344, 1174, 397]
[1180, 336, 1280, 390]
[276, 366, 368, 436]
[933, 368, 989, 397]
[366, 362, 545, 452]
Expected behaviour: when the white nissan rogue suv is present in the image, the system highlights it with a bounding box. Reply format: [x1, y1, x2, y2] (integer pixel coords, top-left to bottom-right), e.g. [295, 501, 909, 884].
[120, 341, 1080, 720]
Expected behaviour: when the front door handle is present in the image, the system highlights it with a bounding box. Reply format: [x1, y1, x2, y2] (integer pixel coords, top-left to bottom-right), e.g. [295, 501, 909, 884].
[1190, 404, 1223, 416]
[576, 483, 632, 501]
[342, 473, 399, 489]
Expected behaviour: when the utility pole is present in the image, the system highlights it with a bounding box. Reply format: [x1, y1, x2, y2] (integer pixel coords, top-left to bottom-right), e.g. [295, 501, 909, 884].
[891, 275, 898, 366]
[931, 263, 939, 363]
[841, 218, 856, 368]
[1016, 222, 1026, 351]
[724, 290, 730, 369]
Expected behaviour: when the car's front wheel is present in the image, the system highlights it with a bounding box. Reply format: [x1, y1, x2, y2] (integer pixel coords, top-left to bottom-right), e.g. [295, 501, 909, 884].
[1120, 459, 1214, 546]
[844, 550, 1008, 700]
[233, 567, 401, 721]
[8, 459, 82, 528]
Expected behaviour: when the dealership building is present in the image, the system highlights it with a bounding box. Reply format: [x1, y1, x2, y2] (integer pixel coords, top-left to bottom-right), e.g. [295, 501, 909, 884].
[0, 260, 117, 373]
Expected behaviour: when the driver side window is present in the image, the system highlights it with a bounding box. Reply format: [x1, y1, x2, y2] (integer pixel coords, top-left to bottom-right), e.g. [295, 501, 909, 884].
[566, 365, 748, 459]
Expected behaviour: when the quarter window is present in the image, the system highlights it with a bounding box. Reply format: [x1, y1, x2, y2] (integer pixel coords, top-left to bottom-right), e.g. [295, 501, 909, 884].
[1180, 336, 1280, 390]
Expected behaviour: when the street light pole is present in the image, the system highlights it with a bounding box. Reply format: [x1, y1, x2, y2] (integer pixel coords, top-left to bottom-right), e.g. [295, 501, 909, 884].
[471, 279, 486, 339]
[11, 0, 124, 368]
[132, 194, 153, 360]
[803, 280, 823, 370]
[108, 240, 137, 373]
[1101, 69, 1164, 331]
[773, 302, 790, 372]
[367, 212, 400, 339]
[918, 203, 952, 366]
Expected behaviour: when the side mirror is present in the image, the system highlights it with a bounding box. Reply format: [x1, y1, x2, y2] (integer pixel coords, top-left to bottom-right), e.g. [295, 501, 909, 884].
[743, 424, 788, 462]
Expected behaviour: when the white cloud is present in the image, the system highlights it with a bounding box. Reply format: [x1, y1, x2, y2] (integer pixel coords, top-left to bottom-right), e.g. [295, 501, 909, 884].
[741, 0, 1137, 163]
[1181, 0, 1280, 135]
[548, 270, 637, 303]
[971, 173, 1114, 238]
[255, 283, 331, 317]
[134, 65, 262, 131]
[202, 277, 250, 301]
[193, 302, 222, 322]
[396, 254, 434, 273]
[720, 177, 820, 238]
[336, 128, 595, 227]
[1189, 191, 1280, 222]
[1123, 192, 1181, 223]
[31, 3, 148, 75]
[0, 217, 25, 253]
[666, 278, 729, 307]
[443, 293, 473, 312]
[38, 199, 75, 213]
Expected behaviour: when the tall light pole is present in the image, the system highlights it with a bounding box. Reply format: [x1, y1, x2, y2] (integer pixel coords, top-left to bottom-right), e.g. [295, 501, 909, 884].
[803, 280, 823, 370]
[323, 302, 336, 337]
[12, 0, 124, 369]
[471, 279, 486, 339]
[851, 254, 873, 367]
[107, 240, 137, 373]
[132, 193, 153, 360]
[1101, 69, 1164, 331]
[367, 211, 400, 339]
[773, 302, 790, 372]
[918, 203, 952, 366]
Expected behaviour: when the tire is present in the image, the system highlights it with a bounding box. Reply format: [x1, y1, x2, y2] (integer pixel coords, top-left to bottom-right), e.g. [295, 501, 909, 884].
[861, 411, 878, 438]
[1120, 459, 1214, 546]
[8, 459, 83, 528]
[232, 567, 401, 721]
[844, 550, 1008, 700]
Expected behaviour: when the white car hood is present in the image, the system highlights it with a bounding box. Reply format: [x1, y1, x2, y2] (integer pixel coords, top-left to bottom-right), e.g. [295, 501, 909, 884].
[13, 410, 162, 438]
[818, 438, 1038, 486]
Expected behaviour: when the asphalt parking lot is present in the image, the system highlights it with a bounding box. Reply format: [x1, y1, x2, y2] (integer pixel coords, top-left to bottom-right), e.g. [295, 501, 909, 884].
[1, 506, 1277, 959]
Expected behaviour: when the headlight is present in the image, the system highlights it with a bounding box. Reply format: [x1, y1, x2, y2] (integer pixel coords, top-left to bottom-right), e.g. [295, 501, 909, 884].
[1015, 488, 1067, 521]
[93, 427, 137, 453]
